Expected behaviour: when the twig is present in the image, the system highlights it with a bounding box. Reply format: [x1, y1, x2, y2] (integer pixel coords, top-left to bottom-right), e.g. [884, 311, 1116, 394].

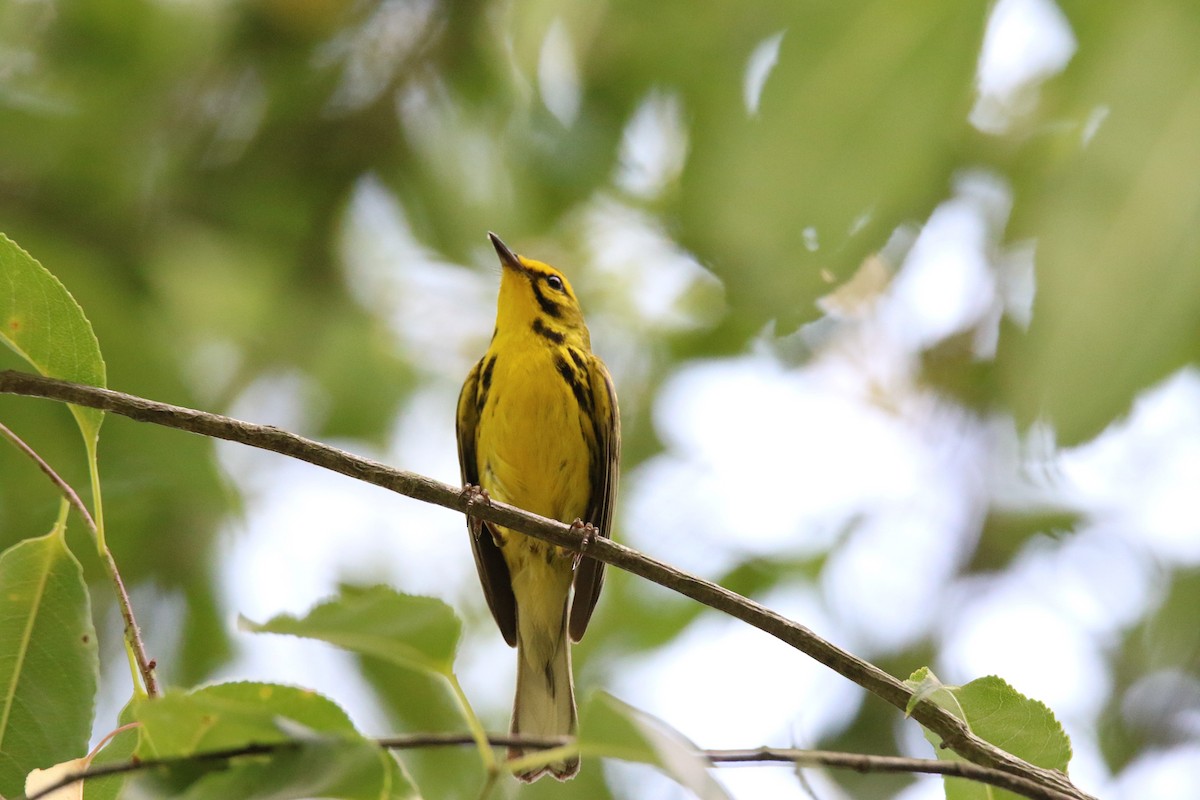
[22, 733, 1072, 800]
[20, 732, 567, 800]
[0, 420, 160, 696]
[0, 370, 1094, 800]
[705, 748, 1074, 800]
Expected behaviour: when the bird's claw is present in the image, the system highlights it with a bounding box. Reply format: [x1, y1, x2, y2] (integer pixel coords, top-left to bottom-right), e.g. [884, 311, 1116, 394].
[461, 485, 495, 543]
[569, 519, 598, 571]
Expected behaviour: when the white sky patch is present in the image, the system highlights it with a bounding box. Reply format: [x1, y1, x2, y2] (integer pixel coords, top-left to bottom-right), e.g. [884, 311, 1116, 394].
[938, 529, 1158, 716]
[610, 587, 861, 754]
[971, 0, 1076, 134]
[538, 18, 581, 127]
[216, 370, 325, 497]
[1055, 733, 1115, 800]
[882, 170, 1031, 358]
[743, 30, 785, 116]
[884, 172, 1000, 349]
[1109, 743, 1200, 799]
[626, 355, 920, 571]
[616, 89, 689, 199]
[1057, 368, 1200, 562]
[940, 574, 1110, 720]
[624, 342, 990, 638]
[581, 196, 723, 332]
[338, 174, 494, 379]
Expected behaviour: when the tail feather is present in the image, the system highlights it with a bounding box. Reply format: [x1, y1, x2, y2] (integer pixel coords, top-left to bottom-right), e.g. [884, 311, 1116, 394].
[510, 623, 578, 781]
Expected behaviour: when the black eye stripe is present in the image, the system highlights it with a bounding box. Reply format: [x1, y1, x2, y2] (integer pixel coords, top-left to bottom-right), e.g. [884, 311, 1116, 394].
[529, 278, 562, 318]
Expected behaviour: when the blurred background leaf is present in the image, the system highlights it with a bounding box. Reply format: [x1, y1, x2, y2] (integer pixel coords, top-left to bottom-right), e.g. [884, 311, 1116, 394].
[2, 1, 1197, 798]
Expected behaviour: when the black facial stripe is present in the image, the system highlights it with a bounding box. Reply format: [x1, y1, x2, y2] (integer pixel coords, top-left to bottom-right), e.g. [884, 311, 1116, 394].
[530, 279, 563, 318]
[532, 317, 566, 345]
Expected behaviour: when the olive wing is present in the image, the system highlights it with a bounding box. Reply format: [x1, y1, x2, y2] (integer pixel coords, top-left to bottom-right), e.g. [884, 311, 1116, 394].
[568, 355, 620, 642]
[456, 358, 517, 646]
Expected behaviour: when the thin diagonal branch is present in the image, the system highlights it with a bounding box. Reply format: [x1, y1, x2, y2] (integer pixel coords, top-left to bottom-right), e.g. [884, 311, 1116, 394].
[0, 419, 160, 696]
[0, 370, 1093, 800]
[705, 748, 1073, 800]
[21, 733, 1074, 800]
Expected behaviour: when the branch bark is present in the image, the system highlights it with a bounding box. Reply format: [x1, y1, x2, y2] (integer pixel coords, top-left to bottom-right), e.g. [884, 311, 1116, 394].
[0, 370, 1094, 800]
[22, 733, 1075, 800]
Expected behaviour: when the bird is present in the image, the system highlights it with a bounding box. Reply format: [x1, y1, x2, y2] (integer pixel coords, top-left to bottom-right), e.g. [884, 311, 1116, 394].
[456, 232, 620, 781]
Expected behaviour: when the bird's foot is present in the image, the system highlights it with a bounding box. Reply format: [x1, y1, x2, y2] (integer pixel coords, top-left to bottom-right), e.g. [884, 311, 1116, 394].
[569, 519, 598, 571]
[460, 485, 497, 544]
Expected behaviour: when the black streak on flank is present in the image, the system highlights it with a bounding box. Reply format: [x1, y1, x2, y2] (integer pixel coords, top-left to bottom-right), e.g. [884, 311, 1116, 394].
[476, 355, 496, 415]
[530, 279, 562, 318]
[567, 347, 587, 372]
[554, 354, 576, 389]
[481, 355, 496, 392]
[532, 317, 566, 345]
[555, 354, 591, 416]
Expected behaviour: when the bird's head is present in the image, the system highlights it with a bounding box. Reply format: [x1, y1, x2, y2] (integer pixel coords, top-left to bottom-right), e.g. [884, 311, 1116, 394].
[490, 232, 589, 345]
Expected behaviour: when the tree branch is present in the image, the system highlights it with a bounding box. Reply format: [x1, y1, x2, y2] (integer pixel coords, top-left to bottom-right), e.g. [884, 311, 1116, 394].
[20, 733, 568, 800]
[0, 370, 1093, 800]
[705, 748, 1075, 800]
[22, 733, 1074, 800]
[0, 420, 160, 696]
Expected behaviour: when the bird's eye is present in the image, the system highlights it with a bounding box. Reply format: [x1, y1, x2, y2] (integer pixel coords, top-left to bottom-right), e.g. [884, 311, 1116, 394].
[546, 275, 564, 292]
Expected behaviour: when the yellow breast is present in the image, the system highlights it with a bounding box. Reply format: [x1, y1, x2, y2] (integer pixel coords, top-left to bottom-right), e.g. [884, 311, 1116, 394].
[476, 343, 594, 525]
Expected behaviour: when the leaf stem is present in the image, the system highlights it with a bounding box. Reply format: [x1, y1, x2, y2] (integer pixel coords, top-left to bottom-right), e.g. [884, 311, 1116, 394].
[443, 672, 497, 776]
[0, 420, 159, 696]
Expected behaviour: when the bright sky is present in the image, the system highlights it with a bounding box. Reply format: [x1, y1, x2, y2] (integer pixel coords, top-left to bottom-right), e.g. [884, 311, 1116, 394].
[92, 2, 1199, 798]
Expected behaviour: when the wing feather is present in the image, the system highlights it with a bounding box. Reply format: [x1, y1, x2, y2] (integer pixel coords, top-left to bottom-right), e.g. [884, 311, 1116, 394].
[568, 356, 620, 642]
[457, 358, 517, 646]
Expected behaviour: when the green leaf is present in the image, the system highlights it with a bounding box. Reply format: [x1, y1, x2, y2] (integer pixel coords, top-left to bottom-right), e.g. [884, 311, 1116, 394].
[83, 719, 141, 800]
[239, 584, 461, 677]
[0, 232, 107, 448]
[675, 2, 986, 332]
[905, 666, 954, 717]
[904, 670, 1072, 799]
[1001, 6, 1200, 443]
[131, 682, 418, 800]
[135, 682, 362, 756]
[0, 514, 99, 798]
[579, 693, 730, 800]
[131, 738, 393, 800]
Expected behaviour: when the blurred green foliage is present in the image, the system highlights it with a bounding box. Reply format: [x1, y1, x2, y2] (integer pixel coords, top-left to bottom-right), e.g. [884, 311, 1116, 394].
[2, 0, 1198, 797]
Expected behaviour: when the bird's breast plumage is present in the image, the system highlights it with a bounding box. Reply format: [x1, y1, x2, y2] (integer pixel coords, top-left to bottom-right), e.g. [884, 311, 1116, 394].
[475, 336, 594, 525]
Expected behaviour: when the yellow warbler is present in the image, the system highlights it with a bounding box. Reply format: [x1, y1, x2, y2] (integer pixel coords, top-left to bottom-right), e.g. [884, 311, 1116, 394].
[456, 233, 620, 781]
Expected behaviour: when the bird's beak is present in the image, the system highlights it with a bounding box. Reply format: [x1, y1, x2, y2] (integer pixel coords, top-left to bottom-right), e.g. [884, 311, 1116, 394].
[488, 232, 524, 273]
